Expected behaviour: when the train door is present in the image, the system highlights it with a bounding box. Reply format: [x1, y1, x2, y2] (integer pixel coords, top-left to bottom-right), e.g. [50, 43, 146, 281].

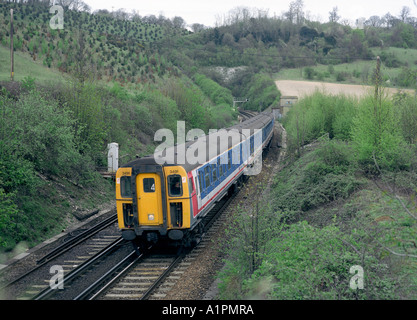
[189, 172, 198, 218]
[136, 173, 163, 225]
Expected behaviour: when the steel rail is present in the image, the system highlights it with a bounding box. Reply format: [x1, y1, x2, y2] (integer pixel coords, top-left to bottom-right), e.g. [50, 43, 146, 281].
[37, 213, 118, 264]
[73, 249, 141, 300]
[33, 237, 125, 300]
[0, 213, 118, 291]
[139, 252, 186, 300]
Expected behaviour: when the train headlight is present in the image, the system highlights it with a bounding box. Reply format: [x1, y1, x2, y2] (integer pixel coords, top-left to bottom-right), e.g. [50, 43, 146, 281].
[148, 214, 155, 221]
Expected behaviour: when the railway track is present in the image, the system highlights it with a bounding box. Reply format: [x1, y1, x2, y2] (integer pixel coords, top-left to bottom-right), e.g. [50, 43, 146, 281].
[1, 155, 251, 301]
[74, 191, 237, 300]
[0, 212, 121, 300]
[239, 109, 258, 121]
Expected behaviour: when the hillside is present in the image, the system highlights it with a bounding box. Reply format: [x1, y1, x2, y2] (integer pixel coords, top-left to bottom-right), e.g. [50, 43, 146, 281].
[0, 45, 65, 83]
[0, 2, 190, 83]
[218, 90, 417, 300]
[0, 2, 239, 256]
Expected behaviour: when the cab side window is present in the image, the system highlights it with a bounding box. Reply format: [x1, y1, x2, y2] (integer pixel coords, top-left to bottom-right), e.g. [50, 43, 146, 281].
[143, 178, 155, 192]
[120, 176, 132, 198]
[168, 175, 182, 197]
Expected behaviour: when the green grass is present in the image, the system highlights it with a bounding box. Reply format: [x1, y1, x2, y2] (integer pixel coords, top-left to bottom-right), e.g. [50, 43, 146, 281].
[372, 47, 417, 67]
[275, 47, 417, 89]
[0, 45, 66, 84]
[275, 60, 376, 84]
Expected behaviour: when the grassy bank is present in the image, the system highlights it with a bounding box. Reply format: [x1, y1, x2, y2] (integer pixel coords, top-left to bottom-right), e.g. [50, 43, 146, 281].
[218, 90, 417, 300]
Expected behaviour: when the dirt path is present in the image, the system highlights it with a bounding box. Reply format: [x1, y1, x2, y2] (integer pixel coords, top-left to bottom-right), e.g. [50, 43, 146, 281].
[275, 80, 414, 98]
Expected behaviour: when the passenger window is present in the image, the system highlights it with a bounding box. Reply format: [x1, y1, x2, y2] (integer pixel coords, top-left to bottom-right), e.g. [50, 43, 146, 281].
[199, 171, 204, 191]
[204, 166, 210, 187]
[168, 175, 182, 197]
[120, 176, 132, 198]
[143, 178, 155, 193]
[250, 136, 254, 153]
[212, 164, 217, 182]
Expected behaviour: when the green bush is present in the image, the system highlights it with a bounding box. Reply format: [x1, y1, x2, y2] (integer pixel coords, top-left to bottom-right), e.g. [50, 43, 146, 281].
[351, 94, 408, 172]
[244, 221, 396, 300]
[2, 91, 83, 177]
[396, 94, 417, 144]
[304, 67, 315, 80]
[336, 71, 348, 82]
[244, 73, 281, 111]
[273, 140, 361, 216]
[0, 188, 20, 249]
[284, 91, 358, 155]
[0, 88, 112, 251]
[194, 73, 233, 106]
[63, 82, 107, 160]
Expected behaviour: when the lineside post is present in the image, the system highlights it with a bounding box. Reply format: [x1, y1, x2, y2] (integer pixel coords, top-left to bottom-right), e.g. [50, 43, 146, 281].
[10, 8, 14, 81]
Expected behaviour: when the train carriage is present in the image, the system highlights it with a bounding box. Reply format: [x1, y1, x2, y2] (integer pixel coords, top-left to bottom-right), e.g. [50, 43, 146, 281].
[115, 112, 274, 249]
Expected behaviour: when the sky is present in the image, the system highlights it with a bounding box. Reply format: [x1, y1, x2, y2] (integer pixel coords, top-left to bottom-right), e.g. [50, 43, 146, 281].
[83, 0, 417, 27]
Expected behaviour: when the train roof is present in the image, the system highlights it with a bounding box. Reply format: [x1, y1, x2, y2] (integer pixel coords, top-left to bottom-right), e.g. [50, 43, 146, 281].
[122, 112, 273, 172]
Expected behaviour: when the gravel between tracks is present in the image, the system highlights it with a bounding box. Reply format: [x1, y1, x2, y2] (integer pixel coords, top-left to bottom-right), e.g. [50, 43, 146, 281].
[163, 122, 286, 300]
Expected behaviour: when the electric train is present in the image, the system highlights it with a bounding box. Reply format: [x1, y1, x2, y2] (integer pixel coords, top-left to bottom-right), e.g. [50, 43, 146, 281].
[115, 112, 274, 248]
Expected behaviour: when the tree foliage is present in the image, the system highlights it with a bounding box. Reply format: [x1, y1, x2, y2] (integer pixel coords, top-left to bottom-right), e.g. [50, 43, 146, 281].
[351, 93, 409, 172]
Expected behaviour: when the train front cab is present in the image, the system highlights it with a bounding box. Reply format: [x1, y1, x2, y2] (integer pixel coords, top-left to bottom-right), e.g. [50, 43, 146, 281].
[163, 166, 195, 241]
[116, 165, 194, 244]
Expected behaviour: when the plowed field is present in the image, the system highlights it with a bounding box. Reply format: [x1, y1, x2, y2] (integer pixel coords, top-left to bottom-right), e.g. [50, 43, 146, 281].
[275, 80, 414, 98]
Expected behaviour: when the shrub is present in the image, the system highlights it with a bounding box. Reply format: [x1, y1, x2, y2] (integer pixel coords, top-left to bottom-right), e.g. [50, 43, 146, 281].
[0, 188, 20, 249]
[244, 222, 396, 300]
[273, 139, 361, 216]
[244, 73, 281, 111]
[351, 93, 408, 172]
[284, 91, 357, 154]
[194, 73, 233, 106]
[336, 71, 348, 82]
[304, 67, 315, 80]
[2, 91, 82, 177]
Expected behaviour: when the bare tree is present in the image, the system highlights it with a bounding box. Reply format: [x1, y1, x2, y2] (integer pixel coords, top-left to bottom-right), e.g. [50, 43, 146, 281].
[383, 12, 400, 28]
[112, 8, 129, 20]
[190, 23, 206, 33]
[55, 0, 89, 11]
[130, 9, 142, 22]
[365, 15, 382, 27]
[399, 6, 411, 23]
[172, 16, 186, 29]
[293, 0, 304, 25]
[329, 6, 340, 23]
[285, 0, 304, 24]
[143, 15, 157, 24]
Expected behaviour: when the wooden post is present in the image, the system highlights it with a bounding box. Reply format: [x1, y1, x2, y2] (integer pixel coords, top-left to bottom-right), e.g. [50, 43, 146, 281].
[10, 9, 14, 81]
[374, 56, 381, 101]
